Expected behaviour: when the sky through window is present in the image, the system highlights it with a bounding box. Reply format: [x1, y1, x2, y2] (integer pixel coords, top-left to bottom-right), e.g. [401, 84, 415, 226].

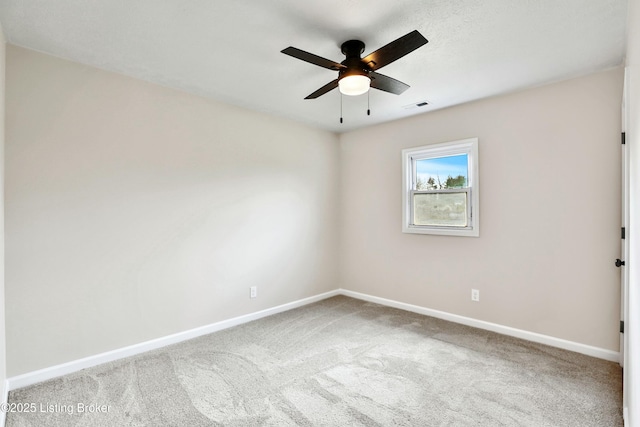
[416, 154, 468, 185]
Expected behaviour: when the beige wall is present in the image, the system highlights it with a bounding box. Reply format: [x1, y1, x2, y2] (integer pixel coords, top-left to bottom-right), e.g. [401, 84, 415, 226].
[4, 44, 625, 377]
[339, 68, 623, 351]
[5, 46, 340, 376]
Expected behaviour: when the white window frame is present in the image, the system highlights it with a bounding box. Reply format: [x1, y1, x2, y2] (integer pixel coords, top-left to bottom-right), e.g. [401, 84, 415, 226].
[402, 138, 479, 237]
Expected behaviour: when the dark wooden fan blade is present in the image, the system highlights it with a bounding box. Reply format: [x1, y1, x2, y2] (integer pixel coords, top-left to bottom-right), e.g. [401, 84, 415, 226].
[305, 79, 339, 99]
[370, 72, 410, 95]
[281, 47, 346, 71]
[362, 30, 428, 71]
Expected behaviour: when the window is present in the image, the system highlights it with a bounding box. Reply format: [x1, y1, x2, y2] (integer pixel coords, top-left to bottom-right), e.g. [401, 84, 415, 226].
[402, 138, 479, 236]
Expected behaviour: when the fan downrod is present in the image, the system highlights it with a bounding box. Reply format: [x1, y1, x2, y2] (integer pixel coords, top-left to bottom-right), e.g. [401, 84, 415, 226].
[340, 40, 365, 58]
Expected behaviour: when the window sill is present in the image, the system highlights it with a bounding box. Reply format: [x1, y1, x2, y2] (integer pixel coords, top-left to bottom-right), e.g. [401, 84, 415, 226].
[402, 224, 479, 237]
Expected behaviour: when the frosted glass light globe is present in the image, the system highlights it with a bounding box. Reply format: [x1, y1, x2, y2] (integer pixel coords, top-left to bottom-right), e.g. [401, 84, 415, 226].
[338, 75, 371, 96]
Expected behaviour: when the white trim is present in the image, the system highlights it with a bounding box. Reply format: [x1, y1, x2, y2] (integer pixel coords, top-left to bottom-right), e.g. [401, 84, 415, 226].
[621, 68, 631, 421]
[402, 137, 480, 237]
[340, 289, 621, 363]
[6, 287, 620, 393]
[7, 290, 340, 391]
[0, 379, 8, 427]
[624, 406, 629, 427]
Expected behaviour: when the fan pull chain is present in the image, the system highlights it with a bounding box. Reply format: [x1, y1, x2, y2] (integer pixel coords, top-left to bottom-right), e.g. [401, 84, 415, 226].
[340, 93, 343, 124]
[367, 90, 371, 116]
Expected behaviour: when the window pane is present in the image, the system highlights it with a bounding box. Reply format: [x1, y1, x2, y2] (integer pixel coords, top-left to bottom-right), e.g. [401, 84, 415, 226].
[415, 154, 468, 190]
[413, 192, 468, 227]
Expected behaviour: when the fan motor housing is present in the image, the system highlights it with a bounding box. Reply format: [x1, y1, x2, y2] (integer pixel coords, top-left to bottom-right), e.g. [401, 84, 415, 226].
[340, 40, 371, 80]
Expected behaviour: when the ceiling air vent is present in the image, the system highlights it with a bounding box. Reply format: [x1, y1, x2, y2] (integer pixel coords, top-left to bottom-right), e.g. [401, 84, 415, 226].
[402, 100, 429, 110]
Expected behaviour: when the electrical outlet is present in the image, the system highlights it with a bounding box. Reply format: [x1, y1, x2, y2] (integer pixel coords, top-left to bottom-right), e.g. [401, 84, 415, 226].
[250, 286, 257, 299]
[471, 289, 480, 302]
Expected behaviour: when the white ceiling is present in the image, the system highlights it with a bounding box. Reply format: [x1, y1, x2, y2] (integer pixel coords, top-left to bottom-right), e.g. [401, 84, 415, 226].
[0, 0, 628, 133]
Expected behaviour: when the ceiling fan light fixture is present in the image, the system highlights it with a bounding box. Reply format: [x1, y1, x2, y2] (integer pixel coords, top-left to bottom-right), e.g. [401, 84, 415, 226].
[338, 74, 371, 96]
[282, 30, 428, 100]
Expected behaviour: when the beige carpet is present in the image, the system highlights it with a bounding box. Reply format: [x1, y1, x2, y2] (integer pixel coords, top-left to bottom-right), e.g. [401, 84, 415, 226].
[6, 296, 622, 426]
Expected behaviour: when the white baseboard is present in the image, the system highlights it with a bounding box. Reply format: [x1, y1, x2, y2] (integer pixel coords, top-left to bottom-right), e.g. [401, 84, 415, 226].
[6, 287, 620, 393]
[7, 290, 340, 391]
[341, 289, 621, 363]
[0, 379, 8, 427]
[624, 406, 629, 427]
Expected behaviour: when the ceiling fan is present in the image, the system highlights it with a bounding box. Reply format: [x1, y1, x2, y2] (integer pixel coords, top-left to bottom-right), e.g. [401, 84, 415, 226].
[281, 30, 428, 100]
